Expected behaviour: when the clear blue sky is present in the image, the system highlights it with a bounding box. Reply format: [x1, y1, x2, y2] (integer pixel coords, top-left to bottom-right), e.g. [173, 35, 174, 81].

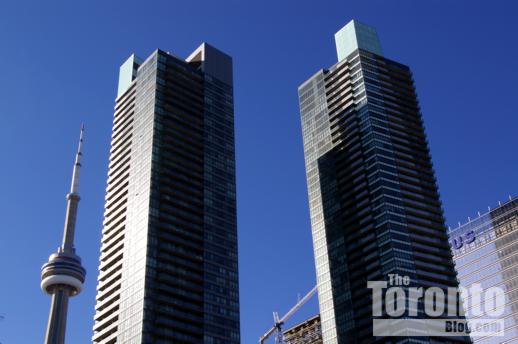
[0, 1, 517, 343]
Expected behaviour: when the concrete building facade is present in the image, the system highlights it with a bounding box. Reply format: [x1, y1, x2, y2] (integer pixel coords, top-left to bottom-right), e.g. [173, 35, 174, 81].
[283, 315, 323, 344]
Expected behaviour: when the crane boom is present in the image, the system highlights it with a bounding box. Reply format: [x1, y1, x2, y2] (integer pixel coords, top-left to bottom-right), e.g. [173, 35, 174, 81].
[259, 285, 318, 344]
[280, 286, 317, 323]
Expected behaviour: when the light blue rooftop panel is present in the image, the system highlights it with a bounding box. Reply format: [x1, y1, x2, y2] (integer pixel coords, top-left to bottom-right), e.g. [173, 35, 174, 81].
[334, 20, 383, 61]
[117, 54, 142, 98]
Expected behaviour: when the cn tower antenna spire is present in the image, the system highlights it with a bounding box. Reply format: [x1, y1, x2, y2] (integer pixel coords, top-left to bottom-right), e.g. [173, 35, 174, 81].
[41, 124, 87, 344]
[70, 123, 84, 195]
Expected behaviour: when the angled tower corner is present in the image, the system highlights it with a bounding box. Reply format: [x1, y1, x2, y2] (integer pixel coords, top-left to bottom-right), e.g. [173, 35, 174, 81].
[186, 42, 233, 86]
[334, 19, 383, 61]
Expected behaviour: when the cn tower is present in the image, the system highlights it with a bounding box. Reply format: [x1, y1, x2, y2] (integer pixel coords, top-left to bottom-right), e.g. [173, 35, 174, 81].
[41, 125, 87, 344]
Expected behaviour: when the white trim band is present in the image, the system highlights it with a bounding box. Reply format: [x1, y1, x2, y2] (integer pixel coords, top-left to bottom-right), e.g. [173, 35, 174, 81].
[41, 274, 83, 295]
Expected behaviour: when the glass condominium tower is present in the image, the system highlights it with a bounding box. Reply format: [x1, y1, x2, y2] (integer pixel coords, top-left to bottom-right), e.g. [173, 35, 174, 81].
[449, 196, 518, 343]
[92, 44, 239, 344]
[298, 20, 467, 343]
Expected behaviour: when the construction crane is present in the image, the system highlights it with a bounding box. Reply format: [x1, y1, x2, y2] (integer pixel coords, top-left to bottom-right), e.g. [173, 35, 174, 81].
[259, 285, 318, 344]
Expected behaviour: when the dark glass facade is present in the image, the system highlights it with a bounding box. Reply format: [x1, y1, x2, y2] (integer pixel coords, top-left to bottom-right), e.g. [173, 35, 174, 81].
[450, 197, 518, 343]
[298, 20, 468, 343]
[93, 44, 239, 344]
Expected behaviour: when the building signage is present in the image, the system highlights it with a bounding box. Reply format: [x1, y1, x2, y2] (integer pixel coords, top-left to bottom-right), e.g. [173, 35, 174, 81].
[451, 230, 476, 250]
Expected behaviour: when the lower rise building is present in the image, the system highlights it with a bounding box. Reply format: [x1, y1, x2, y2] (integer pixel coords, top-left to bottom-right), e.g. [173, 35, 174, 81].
[283, 315, 322, 344]
[449, 196, 518, 343]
